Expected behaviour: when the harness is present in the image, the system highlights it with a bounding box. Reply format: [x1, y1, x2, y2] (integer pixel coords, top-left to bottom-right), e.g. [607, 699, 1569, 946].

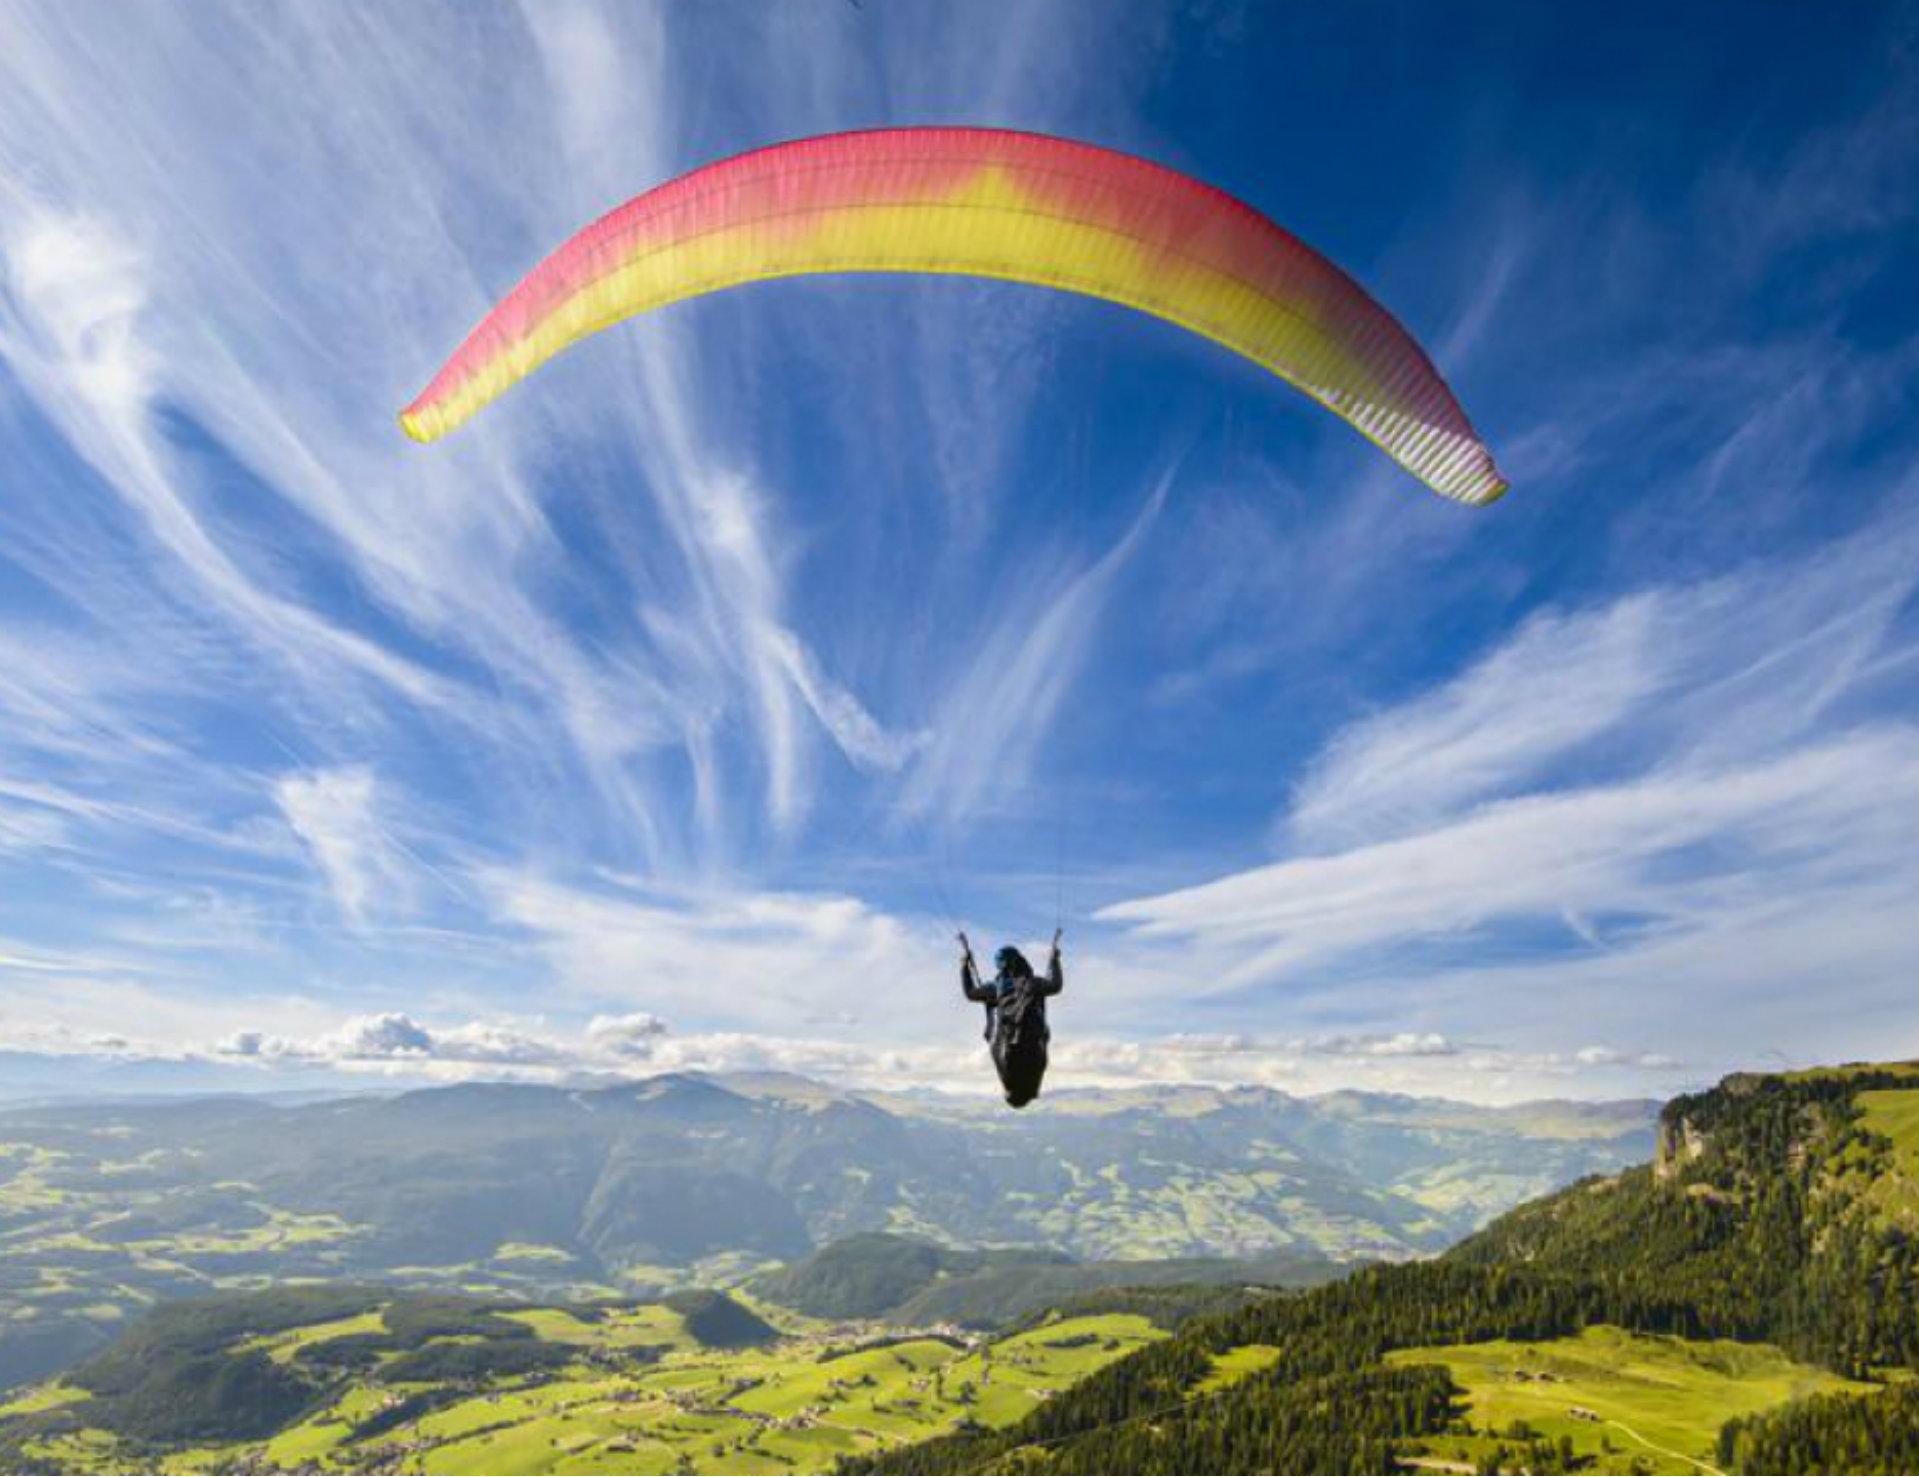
[988, 978, 1049, 1055]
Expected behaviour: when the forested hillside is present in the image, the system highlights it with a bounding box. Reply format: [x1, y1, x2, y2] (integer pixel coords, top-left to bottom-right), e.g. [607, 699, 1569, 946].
[751, 1231, 1338, 1326]
[1454, 1064, 1919, 1374]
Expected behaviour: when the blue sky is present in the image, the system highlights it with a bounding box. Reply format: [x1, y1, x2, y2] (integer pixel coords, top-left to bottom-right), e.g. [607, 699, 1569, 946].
[0, 0, 1915, 1103]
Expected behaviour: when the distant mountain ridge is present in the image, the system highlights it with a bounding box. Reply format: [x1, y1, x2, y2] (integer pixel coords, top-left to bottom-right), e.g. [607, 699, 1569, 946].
[0, 1071, 1654, 1387]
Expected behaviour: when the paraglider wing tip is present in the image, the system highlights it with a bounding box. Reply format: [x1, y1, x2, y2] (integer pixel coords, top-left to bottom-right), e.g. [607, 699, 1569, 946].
[1443, 457, 1509, 506]
[397, 407, 436, 444]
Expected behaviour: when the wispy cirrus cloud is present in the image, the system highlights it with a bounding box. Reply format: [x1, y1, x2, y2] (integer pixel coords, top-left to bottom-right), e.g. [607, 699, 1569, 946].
[273, 767, 413, 927]
[482, 868, 950, 1033]
[901, 470, 1172, 825]
[1285, 597, 1667, 852]
[1111, 729, 1919, 978]
[0, 203, 462, 720]
[1287, 515, 1919, 851]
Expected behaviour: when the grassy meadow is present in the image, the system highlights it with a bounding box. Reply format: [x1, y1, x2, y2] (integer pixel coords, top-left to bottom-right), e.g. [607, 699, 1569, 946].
[1388, 1325, 1878, 1474]
[2, 1294, 1162, 1476]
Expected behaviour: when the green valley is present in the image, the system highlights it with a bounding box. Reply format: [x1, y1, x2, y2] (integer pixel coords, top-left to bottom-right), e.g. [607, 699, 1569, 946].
[0, 1288, 1168, 1475]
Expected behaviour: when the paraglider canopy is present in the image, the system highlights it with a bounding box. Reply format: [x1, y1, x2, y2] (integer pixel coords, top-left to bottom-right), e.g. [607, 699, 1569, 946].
[401, 127, 1506, 505]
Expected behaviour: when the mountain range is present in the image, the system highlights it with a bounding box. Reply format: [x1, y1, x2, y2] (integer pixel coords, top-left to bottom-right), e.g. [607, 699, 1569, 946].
[0, 1071, 1654, 1388]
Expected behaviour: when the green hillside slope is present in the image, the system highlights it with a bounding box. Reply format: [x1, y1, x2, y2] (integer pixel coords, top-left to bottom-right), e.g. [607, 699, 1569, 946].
[1452, 1063, 1919, 1375]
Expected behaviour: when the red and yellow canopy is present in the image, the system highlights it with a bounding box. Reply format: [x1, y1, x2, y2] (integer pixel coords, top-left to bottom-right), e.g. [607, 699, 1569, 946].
[402, 127, 1505, 505]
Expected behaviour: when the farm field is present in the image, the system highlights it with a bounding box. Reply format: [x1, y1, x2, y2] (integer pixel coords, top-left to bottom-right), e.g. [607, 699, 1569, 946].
[1388, 1325, 1879, 1475]
[0, 1292, 1164, 1476]
[1853, 1087, 1919, 1226]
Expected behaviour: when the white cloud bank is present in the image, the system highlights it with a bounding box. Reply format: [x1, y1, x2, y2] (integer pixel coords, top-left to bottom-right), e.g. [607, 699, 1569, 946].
[165, 1011, 1684, 1102]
